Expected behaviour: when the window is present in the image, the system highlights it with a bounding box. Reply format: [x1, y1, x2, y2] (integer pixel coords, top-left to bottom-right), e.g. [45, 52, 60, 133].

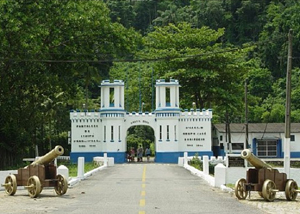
[174, 125, 177, 141]
[291, 135, 295, 141]
[167, 125, 169, 140]
[118, 125, 121, 142]
[109, 87, 114, 107]
[104, 126, 106, 142]
[111, 126, 114, 142]
[166, 87, 170, 106]
[232, 143, 244, 150]
[257, 140, 277, 157]
[220, 135, 223, 141]
[159, 125, 162, 140]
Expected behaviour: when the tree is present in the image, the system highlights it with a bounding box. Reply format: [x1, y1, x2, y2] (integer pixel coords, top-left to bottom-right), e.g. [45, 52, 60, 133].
[105, 0, 136, 28]
[0, 0, 140, 169]
[110, 22, 253, 124]
[189, 0, 228, 29]
[259, 2, 300, 79]
[142, 23, 251, 114]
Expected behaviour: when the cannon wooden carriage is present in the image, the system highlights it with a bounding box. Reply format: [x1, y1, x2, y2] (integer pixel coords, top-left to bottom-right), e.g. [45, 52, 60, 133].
[2, 145, 68, 198]
[235, 149, 300, 202]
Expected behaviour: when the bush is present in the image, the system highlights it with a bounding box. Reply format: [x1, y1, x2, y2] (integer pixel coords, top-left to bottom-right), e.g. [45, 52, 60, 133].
[189, 153, 203, 171]
[209, 163, 216, 175]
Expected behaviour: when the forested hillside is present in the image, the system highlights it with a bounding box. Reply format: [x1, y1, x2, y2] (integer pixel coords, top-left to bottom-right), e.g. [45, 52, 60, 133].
[0, 0, 299, 168]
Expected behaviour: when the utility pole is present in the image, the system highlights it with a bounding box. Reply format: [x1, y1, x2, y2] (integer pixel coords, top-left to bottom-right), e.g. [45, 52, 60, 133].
[245, 79, 249, 150]
[284, 29, 293, 178]
[226, 110, 232, 153]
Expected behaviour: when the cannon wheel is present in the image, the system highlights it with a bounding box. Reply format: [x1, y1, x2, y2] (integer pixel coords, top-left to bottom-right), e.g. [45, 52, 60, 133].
[235, 178, 248, 200]
[262, 179, 276, 202]
[54, 174, 68, 195]
[3, 174, 17, 196]
[285, 179, 298, 201]
[27, 176, 41, 198]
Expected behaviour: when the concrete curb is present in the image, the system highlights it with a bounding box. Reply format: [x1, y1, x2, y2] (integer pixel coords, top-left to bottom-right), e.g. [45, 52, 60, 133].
[68, 164, 108, 187]
[183, 164, 233, 193]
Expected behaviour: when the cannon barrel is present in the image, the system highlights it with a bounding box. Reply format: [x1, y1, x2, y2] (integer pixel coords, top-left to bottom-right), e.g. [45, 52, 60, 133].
[241, 149, 273, 169]
[31, 146, 64, 166]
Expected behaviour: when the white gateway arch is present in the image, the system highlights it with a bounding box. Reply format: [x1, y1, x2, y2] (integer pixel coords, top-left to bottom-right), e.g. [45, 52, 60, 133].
[70, 79, 213, 163]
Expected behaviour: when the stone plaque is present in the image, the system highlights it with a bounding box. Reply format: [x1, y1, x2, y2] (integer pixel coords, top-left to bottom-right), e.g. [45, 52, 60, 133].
[228, 156, 245, 167]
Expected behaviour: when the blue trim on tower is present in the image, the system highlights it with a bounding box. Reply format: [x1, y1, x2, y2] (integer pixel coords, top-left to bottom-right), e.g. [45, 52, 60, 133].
[70, 152, 126, 163]
[154, 108, 181, 112]
[99, 108, 126, 112]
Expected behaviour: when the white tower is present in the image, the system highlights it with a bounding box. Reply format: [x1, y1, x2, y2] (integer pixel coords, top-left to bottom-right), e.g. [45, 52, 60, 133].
[154, 79, 181, 162]
[155, 79, 180, 110]
[100, 80, 125, 110]
[99, 80, 126, 162]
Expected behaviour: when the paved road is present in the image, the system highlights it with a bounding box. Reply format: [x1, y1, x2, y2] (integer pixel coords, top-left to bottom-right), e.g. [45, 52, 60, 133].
[0, 163, 268, 214]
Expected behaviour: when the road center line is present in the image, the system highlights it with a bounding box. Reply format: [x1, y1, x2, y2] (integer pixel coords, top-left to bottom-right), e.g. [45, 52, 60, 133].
[142, 166, 146, 182]
[140, 199, 145, 206]
[139, 166, 147, 214]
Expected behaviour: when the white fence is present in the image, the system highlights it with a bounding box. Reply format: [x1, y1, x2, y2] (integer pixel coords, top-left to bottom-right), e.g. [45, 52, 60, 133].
[0, 154, 112, 191]
[179, 152, 300, 189]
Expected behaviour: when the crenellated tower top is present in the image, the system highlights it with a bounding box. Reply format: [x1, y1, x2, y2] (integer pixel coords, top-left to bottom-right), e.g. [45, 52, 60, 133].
[155, 79, 180, 111]
[100, 80, 125, 111]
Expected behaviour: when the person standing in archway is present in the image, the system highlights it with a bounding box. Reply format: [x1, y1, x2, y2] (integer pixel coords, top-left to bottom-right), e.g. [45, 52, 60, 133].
[137, 145, 143, 162]
[130, 147, 135, 162]
[145, 147, 151, 162]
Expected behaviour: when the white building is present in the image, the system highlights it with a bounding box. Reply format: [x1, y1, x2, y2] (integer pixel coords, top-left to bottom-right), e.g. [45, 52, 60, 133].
[213, 123, 300, 158]
[70, 79, 213, 163]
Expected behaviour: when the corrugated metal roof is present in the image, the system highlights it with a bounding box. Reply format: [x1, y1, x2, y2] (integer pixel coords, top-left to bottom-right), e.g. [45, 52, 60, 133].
[213, 123, 300, 133]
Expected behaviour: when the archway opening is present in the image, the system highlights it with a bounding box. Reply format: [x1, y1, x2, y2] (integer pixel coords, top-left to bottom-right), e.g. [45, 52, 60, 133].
[126, 125, 155, 163]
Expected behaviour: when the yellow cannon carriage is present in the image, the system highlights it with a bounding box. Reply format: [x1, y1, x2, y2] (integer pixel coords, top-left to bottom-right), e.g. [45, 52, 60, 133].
[235, 149, 300, 202]
[2, 146, 68, 198]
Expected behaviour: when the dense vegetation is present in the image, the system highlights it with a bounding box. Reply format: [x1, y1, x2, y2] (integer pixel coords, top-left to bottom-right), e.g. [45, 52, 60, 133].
[1, 0, 300, 168]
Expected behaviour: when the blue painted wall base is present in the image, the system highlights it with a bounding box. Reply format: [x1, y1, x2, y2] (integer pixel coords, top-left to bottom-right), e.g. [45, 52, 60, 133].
[155, 151, 213, 163]
[71, 151, 214, 164]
